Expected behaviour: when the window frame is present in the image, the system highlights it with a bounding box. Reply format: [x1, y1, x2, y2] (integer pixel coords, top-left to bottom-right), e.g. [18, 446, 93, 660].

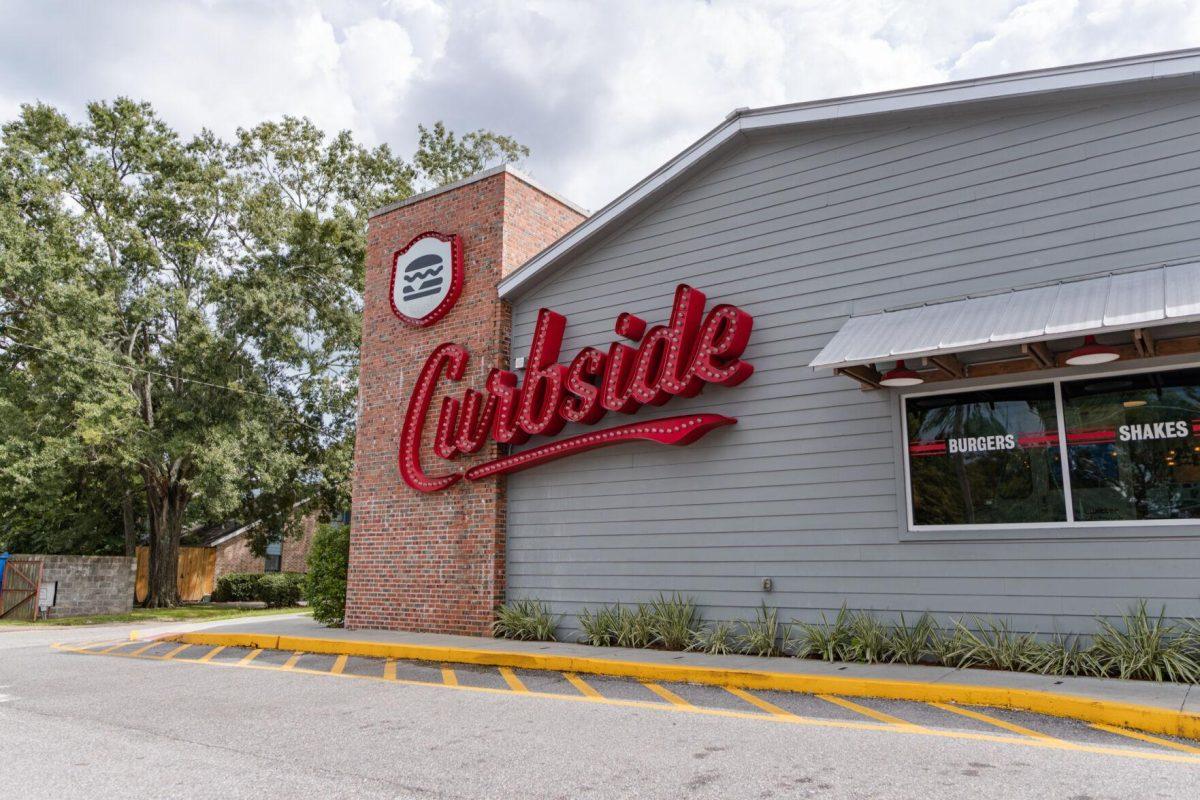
[264, 540, 283, 573]
[899, 357, 1200, 533]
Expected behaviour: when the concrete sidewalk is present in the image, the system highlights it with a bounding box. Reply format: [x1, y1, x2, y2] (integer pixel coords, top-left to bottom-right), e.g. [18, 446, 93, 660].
[165, 614, 1200, 738]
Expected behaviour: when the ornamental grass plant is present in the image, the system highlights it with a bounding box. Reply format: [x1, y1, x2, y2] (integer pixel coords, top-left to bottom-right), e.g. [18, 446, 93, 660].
[561, 598, 1200, 684]
[1089, 601, 1200, 683]
[647, 592, 701, 650]
[493, 598, 560, 641]
[688, 620, 739, 655]
[738, 602, 787, 656]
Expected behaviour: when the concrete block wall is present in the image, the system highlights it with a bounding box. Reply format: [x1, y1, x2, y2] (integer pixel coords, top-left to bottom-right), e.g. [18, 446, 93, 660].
[14, 554, 136, 618]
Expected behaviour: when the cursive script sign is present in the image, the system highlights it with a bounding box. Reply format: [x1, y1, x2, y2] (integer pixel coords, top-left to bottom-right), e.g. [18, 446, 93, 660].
[399, 283, 754, 492]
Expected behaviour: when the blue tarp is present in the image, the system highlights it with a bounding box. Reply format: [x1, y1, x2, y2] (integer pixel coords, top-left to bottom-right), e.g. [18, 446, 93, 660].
[0, 551, 8, 590]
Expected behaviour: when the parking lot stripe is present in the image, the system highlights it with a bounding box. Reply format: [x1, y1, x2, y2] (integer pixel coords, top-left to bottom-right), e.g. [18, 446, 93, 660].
[238, 649, 263, 666]
[161, 644, 191, 660]
[129, 642, 159, 657]
[442, 667, 458, 686]
[330, 654, 349, 675]
[725, 687, 799, 718]
[931, 702, 1055, 741]
[98, 642, 132, 654]
[51, 644, 1200, 765]
[499, 667, 528, 692]
[819, 694, 920, 728]
[384, 659, 397, 680]
[643, 682, 693, 708]
[1091, 722, 1200, 754]
[198, 646, 225, 663]
[564, 672, 602, 699]
[281, 651, 303, 671]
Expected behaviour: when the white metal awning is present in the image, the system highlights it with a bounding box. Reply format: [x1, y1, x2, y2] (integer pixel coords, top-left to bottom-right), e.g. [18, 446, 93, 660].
[809, 262, 1200, 371]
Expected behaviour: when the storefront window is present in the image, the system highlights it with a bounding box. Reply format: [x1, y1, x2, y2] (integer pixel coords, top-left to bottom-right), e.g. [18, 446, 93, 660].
[1062, 368, 1200, 521]
[905, 385, 1066, 526]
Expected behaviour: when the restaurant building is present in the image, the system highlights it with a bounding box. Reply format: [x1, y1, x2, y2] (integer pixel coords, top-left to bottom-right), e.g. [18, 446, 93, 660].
[347, 49, 1200, 637]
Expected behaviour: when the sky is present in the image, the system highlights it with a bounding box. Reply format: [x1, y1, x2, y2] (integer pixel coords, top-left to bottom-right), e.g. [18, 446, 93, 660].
[1, 0, 1198, 210]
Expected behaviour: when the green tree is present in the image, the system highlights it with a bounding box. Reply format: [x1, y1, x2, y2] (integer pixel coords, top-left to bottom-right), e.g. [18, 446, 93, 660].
[413, 121, 529, 187]
[0, 100, 527, 605]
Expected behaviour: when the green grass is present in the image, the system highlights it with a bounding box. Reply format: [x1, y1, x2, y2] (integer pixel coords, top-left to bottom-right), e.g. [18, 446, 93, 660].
[0, 605, 309, 627]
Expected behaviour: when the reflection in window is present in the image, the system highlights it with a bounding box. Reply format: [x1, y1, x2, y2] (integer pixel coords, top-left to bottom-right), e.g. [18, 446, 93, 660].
[1062, 368, 1200, 521]
[906, 385, 1066, 526]
[264, 540, 282, 573]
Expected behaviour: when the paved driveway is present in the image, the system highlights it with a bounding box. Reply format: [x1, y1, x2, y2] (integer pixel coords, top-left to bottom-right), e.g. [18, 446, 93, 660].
[1, 625, 1198, 799]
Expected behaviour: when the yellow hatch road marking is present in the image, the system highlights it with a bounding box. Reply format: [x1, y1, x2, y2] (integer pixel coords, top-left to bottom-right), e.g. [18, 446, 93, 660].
[281, 652, 304, 671]
[384, 659, 397, 681]
[99, 642, 133, 654]
[933, 702, 1056, 741]
[331, 654, 349, 675]
[129, 642, 160, 657]
[198, 646, 226, 663]
[1092, 723, 1200, 754]
[442, 667, 458, 687]
[238, 649, 263, 666]
[499, 667, 528, 692]
[161, 644, 192, 661]
[54, 644, 1200, 766]
[564, 672, 602, 699]
[643, 682, 693, 707]
[726, 686, 800, 719]
[820, 694, 921, 728]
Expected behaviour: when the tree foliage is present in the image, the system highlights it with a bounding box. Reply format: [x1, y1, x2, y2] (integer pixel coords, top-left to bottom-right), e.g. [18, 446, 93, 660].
[0, 99, 526, 605]
[413, 121, 529, 187]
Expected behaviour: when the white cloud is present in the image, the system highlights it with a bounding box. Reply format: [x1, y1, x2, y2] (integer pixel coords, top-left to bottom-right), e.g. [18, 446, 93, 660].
[0, 0, 1197, 209]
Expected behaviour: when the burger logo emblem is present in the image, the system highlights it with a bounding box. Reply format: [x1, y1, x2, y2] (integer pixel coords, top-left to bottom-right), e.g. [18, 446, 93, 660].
[389, 231, 464, 327]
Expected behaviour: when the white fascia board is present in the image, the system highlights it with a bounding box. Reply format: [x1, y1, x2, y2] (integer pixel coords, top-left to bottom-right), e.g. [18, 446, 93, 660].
[498, 48, 1200, 300]
[499, 119, 746, 297]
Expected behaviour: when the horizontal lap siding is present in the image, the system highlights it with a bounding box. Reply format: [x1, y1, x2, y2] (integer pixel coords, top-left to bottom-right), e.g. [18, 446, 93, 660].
[506, 86, 1200, 637]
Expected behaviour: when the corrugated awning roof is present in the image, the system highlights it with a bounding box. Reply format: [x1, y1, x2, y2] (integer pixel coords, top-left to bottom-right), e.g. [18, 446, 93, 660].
[809, 262, 1200, 371]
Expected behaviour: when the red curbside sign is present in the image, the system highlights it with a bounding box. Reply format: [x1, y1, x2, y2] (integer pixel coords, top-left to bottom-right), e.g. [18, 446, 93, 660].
[399, 283, 755, 492]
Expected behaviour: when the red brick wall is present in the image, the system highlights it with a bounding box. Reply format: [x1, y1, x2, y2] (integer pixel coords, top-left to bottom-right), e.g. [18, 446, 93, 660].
[345, 169, 584, 634]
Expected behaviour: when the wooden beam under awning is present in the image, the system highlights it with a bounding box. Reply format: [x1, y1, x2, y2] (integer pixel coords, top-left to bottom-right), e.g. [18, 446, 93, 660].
[835, 364, 883, 390]
[1021, 341, 1055, 369]
[924, 354, 964, 379]
[831, 332, 1200, 388]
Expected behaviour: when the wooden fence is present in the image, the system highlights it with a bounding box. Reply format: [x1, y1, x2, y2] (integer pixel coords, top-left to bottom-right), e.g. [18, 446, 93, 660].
[0, 558, 43, 621]
[135, 546, 216, 604]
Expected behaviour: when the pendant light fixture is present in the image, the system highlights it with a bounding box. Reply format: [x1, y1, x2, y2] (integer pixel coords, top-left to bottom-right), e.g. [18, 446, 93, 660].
[880, 359, 924, 387]
[1065, 335, 1119, 366]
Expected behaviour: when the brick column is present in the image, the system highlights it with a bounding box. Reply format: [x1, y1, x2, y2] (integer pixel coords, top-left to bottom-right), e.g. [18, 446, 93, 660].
[346, 167, 584, 634]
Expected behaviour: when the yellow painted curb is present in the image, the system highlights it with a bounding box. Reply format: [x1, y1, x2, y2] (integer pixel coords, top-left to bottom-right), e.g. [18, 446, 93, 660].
[161, 631, 1200, 740]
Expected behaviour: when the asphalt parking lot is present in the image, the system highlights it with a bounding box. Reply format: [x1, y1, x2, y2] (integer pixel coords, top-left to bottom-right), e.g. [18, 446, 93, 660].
[1, 628, 1197, 799]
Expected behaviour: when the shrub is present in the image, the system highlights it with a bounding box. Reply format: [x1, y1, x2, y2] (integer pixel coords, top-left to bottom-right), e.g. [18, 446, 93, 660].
[258, 572, 305, 608]
[212, 573, 261, 603]
[1018, 634, 1101, 677]
[1090, 602, 1200, 683]
[952, 618, 1041, 672]
[578, 605, 621, 647]
[689, 620, 738, 655]
[613, 604, 655, 649]
[883, 613, 935, 665]
[792, 605, 852, 661]
[842, 611, 890, 664]
[647, 593, 701, 650]
[306, 523, 350, 626]
[493, 598, 559, 641]
[739, 602, 786, 657]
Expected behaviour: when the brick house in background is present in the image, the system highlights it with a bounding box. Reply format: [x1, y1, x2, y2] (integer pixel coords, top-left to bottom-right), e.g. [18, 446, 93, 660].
[198, 513, 328, 577]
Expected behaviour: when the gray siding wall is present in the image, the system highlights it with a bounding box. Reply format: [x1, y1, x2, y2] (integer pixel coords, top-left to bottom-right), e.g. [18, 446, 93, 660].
[506, 84, 1200, 636]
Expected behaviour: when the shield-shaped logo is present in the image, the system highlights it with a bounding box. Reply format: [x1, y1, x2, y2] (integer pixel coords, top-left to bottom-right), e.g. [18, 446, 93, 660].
[389, 231, 464, 327]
